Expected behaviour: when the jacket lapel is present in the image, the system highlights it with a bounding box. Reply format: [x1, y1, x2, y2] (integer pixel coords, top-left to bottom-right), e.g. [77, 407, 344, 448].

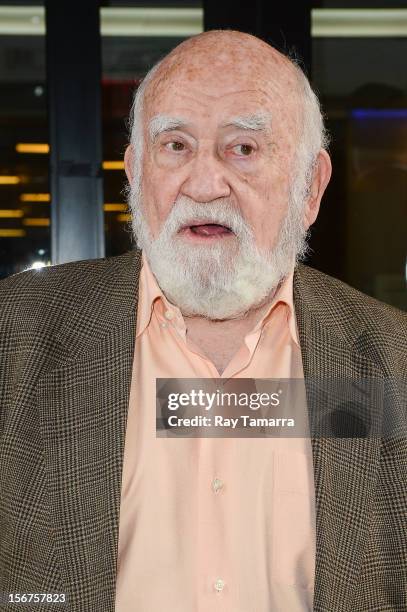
[294, 265, 383, 612]
[36, 249, 141, 611]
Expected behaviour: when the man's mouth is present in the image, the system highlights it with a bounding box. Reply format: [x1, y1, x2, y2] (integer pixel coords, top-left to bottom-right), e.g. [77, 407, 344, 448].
[179, 222, 234, 238]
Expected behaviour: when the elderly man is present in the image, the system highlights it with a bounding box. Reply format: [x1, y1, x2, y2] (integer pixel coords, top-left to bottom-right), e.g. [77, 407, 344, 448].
[0, 30, 406, 612]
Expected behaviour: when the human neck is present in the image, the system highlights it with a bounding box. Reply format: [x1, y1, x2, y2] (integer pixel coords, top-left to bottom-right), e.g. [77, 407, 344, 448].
[182, 293, 277, 375]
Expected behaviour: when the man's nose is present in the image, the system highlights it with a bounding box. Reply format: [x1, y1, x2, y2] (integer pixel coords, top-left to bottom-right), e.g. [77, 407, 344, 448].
[180, 151, 231, 202]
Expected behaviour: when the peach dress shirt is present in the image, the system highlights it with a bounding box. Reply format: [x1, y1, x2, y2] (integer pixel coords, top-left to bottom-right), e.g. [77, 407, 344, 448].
[115, 254, 316, 612]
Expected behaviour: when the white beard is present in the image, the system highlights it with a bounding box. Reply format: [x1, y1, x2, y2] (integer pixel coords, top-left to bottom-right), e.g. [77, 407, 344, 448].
[128, 180, 309, 320]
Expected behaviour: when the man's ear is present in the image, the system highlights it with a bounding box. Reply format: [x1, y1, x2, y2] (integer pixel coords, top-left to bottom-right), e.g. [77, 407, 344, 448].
[124, 144, 135, 183]
[303, 149, 332, 230]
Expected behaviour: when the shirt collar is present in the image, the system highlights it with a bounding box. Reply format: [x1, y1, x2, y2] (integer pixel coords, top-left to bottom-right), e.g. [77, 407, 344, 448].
[248, 269, 300, 348]
[136, 252, 299, 348]
[136, 252, 167, 338]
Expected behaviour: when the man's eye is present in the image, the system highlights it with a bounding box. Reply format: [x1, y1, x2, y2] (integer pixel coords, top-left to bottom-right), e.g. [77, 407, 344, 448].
[233, 144, 254, 156]
[165, 141, 185, 152]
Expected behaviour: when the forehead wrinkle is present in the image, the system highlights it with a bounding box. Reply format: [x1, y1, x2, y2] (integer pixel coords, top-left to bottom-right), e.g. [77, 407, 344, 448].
[148, 114, 190, 142]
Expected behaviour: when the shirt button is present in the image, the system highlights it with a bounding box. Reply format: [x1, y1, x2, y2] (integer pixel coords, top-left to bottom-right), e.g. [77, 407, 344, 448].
[212, 478, 224, 493]
[160, 321, 168, 328]
[164, 310, 174, 320]
[214, 578, 225, 592]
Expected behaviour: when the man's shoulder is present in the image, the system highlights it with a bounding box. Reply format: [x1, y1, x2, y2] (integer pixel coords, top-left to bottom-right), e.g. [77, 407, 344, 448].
[0, 250, 140, 309]
[295, 263, 407, 345]
[0, 250, 142, 346]
[1, 249, 138, 291]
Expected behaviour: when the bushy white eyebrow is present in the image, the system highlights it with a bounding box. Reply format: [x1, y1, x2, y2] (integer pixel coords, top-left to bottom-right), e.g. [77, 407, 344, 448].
[148, 111, 272, 143]
[148, 114, 189, 142]
[220, 112, 272, 132]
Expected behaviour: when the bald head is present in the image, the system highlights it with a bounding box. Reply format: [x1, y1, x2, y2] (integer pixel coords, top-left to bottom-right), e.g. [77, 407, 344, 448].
[148, 29, 298, 80]
[144, 30, 302, 122]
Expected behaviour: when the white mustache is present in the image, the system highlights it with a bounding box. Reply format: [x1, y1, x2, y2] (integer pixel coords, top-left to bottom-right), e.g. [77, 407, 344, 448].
[161, 196, 253, 239]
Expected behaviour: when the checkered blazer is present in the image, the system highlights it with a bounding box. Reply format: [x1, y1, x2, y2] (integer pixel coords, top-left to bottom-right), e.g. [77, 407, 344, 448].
[0, 248, 406, 612]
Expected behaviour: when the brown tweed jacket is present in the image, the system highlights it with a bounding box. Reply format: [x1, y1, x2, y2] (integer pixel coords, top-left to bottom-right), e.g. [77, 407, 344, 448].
[0, 248, 406, 612]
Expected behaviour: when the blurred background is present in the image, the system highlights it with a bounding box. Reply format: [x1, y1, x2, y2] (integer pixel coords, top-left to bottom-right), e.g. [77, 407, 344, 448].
[0, 0, 406, 309]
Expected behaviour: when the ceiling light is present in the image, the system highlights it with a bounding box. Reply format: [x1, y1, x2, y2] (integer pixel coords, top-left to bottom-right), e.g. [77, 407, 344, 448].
[0, 229, 26, 237]
[16, 143, 49, 154]
[0, 209, 24, 218]
[22, 218, 50, 227]
[312, 9, 407, 37]
[0, 176, 20, 185]
[20, 193, 50, 202]
[104, 203, 128, 212]
[103, 161, 125, 170]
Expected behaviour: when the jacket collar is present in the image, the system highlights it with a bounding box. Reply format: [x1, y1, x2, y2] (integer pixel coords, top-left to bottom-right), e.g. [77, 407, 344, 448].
[36, 249, 383, 612]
